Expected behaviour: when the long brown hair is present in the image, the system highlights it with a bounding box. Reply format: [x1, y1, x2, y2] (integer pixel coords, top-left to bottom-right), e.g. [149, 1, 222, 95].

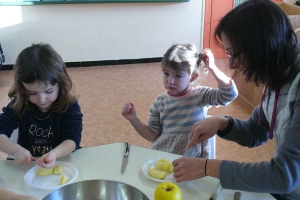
[8, 43, 77, 116]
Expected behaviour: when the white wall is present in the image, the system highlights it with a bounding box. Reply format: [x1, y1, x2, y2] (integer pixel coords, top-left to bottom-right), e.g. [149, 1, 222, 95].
[0, 0, 204, 64]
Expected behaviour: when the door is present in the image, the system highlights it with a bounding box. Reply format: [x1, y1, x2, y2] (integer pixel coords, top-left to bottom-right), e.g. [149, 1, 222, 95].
[203, 0, 234, 59]
[203, 0, 283, 59]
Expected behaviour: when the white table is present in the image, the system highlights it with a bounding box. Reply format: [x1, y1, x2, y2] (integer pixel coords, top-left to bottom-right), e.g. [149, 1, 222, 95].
[0, 143, 275, 200]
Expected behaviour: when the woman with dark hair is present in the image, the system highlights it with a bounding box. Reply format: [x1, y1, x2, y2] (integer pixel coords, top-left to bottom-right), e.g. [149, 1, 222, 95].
[172, 0, 300, 199]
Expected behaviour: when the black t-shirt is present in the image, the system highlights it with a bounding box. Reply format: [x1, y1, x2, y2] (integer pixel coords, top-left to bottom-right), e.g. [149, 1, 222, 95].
[0, 101, 83, 157]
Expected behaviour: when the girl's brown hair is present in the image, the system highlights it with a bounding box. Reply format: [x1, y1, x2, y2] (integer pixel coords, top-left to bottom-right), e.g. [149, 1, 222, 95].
[8, 43, 77, 116]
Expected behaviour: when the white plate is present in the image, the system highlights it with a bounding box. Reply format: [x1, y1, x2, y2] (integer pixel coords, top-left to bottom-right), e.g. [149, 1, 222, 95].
[141, 156, 179, 183]
[24, 161, 78, 191]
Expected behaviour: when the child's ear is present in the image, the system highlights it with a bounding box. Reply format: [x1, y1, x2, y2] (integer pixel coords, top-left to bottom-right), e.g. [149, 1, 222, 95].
[190, 73, 199, 82]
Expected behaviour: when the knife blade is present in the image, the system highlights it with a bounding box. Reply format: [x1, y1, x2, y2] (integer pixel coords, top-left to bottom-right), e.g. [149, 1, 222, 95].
[209, 181, 222, 200]
[121, 141, 130, 174]
[183, 145, 194, 157]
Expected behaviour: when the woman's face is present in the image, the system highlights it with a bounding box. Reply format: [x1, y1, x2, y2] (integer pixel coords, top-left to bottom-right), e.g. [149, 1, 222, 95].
[221, 33, 247, 75]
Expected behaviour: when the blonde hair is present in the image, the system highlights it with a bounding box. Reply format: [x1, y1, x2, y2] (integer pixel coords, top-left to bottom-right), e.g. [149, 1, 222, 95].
[162, 43, 208, 85]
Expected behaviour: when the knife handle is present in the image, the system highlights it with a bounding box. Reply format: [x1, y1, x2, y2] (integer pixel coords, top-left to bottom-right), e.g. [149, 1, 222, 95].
[234, 192, 241, 200]
[124, 141, 130, 157]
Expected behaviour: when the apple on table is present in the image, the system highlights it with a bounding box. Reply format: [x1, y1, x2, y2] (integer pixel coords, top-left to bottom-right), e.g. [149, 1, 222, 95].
[154, 182, 182, 200]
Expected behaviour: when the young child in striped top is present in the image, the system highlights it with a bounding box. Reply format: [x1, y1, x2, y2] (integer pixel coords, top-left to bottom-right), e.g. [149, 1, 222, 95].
[121, 43, 237, 158]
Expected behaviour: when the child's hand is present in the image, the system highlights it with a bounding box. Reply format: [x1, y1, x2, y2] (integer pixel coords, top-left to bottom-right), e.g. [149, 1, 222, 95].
[121, 102, 137, 122]
[36, 151, 56, 168]
[200, 48, 216, 71]
[13, 148, 35, 166]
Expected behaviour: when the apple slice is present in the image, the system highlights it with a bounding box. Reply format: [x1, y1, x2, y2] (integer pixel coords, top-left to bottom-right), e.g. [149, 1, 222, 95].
[36, 167, 54, 176]
[54, 164, 63, 175]
[167, 163, 173, 173]
[156, 159, 173, 173]
[159, 158, 169, 163]
[148, 168, 167, 180]
[59, 175, 70, 185]
[155, 161, 168, 171]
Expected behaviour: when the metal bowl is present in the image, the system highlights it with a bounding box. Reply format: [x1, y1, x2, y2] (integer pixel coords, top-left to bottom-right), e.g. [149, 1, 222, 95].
[42, 179, 150, 200]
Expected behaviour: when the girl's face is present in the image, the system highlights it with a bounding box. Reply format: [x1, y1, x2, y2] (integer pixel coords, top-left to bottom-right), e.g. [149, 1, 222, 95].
[221, 33, 246, 75]
[23, 81, 59, 112]
[163, 65, 191, 95]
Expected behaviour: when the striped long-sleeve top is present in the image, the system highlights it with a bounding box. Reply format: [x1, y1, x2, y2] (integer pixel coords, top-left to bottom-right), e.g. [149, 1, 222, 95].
[148, 81, 238, 157]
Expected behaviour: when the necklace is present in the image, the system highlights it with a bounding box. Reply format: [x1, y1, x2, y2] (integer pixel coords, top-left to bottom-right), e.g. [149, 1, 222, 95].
[31, 106, 53, 121]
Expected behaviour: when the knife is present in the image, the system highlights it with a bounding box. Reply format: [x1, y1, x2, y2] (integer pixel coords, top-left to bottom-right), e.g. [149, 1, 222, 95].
[183, 145, 194, 157]
[209, 181, 222, 200]
[121, 141, 130, 174]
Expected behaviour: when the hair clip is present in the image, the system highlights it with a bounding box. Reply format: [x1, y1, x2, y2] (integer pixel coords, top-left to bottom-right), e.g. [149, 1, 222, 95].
[198, 53, 202, 60]
[197, 54, 202, 64]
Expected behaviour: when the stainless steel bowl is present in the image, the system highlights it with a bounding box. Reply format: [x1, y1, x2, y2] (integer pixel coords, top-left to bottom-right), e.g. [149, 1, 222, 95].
[42, 179, 150, 200]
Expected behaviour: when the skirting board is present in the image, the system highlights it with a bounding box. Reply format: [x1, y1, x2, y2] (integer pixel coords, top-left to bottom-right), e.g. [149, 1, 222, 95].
[0, 57, 163, 71]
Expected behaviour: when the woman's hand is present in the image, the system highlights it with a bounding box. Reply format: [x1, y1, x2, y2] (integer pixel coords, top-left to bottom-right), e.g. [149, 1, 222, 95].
[172, 157, 206, 183]
[12, 147, 35, 166]
[121, 102, 137, 122]
[36, 151, 56, 168]
[186, 117, 228, 151]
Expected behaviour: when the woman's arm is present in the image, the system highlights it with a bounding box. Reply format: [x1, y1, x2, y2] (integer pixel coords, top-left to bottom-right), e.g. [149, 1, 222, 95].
[173, 157, 222, 182]
[180, 102, 300, 194]
[219, 106, 270, 147]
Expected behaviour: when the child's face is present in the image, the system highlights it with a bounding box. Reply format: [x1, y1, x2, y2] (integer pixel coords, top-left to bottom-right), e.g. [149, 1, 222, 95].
[163, 65, 191, 95]
[23, 81, 59, 112]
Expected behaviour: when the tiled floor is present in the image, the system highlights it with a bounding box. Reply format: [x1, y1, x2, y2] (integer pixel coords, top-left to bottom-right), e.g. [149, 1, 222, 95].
[0, 59, 275, 162]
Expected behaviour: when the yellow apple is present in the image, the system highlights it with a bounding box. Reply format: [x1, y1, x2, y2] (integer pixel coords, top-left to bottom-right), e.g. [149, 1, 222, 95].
[154, 182, 182, 200]
[53, 164, 63, 175]
[148, 168, 167, 180]
[155, 161, 168, 171]
[59, 175, 70, 185]
[156, 159, 173, 173]
[36, 167, 54, 176]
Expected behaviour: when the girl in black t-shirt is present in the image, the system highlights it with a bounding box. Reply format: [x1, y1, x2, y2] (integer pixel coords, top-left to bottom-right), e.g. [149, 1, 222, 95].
[0, 43, 83, 168]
